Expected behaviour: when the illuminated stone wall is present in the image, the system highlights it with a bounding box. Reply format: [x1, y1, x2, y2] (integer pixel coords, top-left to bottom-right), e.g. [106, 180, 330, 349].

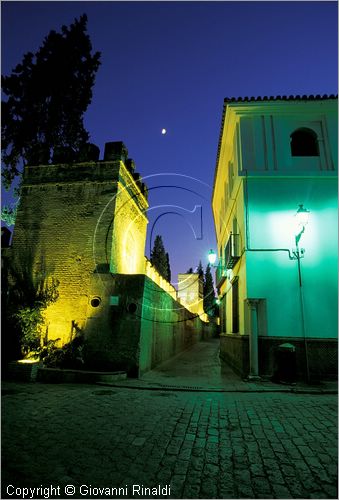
[10, 145, 210, 374]
[83, 273, 205, 375]
[144, 258, 177, 301]
[11, 157, 148, 346]
[177, 273, 205, 319]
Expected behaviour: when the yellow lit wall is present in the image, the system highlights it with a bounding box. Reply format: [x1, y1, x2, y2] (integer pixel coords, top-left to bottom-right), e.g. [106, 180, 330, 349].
[177, 273, 206, 320]
[110, 166, 148, 275]
[144, 258, 177, 301]
[11, 159, 148, 346]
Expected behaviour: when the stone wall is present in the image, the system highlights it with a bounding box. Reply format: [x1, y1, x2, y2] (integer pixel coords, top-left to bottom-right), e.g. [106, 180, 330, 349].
[9, 147, 210, 376]
[177, 273, 206, 320]
[84, 273, 205, 376]
[10, 159, 148, 345]
[220, 334, 338, 381]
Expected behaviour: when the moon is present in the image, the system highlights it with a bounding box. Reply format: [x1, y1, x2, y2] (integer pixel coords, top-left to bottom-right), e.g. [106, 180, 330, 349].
[161, 128, 167, 135]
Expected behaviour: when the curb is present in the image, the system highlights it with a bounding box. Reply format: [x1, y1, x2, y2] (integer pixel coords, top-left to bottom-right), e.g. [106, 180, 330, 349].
[95, 381, 338, 395]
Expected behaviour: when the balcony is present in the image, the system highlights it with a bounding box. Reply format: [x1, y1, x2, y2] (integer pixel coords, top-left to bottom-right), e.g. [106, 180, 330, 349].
[216, 262, 227, 289]
[225, 233, 240, 269]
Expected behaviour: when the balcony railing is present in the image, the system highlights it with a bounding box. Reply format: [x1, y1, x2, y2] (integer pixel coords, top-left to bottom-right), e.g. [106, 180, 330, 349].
[225, 233, 240, 269]
[215, 234, 241, 288]
[216, 262, 227, 288]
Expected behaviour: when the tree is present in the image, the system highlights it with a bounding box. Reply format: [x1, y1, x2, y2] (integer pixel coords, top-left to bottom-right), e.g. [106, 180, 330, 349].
[2, 14, 101, 189]
[203, 263, 216, 316]
[197, 260, 204, 278]
[1, 203, 17, 227]
[186, 267, 193, 274]
[151, 235, 169, 280]
[165, 252, 171, 282]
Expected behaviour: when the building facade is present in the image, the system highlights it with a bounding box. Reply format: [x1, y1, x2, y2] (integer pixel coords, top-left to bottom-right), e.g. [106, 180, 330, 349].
[177, 272, 205, 319]
[212, 95, 338, 380]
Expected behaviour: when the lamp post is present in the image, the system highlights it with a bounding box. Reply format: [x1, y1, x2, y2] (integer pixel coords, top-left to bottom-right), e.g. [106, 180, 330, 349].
[207, 249, 221, 312]
[293, 204, 310, 383]
[208, 248, 228, 284]
[208, 249, 217, 266]
[294, 204, 310, 287]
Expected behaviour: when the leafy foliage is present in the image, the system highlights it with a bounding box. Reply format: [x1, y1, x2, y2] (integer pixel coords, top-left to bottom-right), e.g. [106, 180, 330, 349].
[5, 254, 59, 357]
[13, 307, 45, 355]
[1, 203, 18, 226]
[2, 14, 101, 189]
[151, 235, 171, 281]
[43, 333, 84, 369]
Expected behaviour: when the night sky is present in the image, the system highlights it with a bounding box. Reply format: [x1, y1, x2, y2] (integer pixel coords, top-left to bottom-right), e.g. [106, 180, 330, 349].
[2, 1, 338, 286]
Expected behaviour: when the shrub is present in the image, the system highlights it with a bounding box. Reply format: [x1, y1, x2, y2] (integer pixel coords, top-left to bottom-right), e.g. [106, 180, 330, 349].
[43, 333, 84, 369]
[14, 306, 44, 355]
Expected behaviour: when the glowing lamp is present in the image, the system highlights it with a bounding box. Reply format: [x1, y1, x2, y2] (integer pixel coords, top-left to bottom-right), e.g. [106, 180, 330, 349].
[294, 204, 310, 245]
[295, 204, 310, 232]
[208, 249, 217, 266]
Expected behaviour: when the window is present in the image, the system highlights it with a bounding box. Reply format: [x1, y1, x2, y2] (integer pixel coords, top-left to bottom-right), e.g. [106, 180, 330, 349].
[221, 295, 227, 333]
[290, 128, 319, 157]
[228, 162, 234, 197]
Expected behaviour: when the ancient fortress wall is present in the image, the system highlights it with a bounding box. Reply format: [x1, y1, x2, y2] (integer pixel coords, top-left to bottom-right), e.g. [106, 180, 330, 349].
[10, 145, 210, 373]
[11, 158, 148, 345]
[85, 273, 204, 375]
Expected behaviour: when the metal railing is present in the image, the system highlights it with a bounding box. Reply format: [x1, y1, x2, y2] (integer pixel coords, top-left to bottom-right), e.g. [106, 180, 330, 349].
[225, 233, 240, 269]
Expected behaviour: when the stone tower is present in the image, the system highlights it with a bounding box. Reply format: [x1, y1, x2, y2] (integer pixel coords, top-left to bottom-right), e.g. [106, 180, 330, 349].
[11, 142, 148, 346]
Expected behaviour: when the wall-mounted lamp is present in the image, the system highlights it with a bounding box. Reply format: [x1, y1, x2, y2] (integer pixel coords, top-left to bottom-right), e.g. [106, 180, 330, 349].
[294, 204, 310, 245]
[293, 204, 311, 383]
[208, 249, 217, 266]
[207, 249, 232, 284]
[291, 204, 310, 261]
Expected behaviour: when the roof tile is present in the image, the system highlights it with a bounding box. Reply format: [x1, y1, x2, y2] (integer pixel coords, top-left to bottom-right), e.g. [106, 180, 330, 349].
[224, 94, 337, 103]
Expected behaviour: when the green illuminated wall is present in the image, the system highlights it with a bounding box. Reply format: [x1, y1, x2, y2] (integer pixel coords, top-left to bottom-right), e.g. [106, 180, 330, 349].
[245, 175, 338, 339]
[212, 97, 338, 376]
[84, 273, 205, 376]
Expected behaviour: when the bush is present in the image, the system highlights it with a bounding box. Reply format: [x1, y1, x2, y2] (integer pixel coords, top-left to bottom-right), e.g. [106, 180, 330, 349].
[6, 258, 59, 359]
[43, 334, 84, 369]
[14, 306, 45, 355]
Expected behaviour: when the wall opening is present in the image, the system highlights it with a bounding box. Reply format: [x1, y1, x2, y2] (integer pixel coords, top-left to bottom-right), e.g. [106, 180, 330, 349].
[127, 302, 137, 314]
[232, 277, 239, 333]
[290, 128, 319, 157]
[91, 297, 101, 308]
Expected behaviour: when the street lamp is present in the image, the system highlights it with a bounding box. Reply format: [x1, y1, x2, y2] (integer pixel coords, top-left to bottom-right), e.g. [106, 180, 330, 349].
[207, 248, 231, 280]
[294, 204, 310, 245]
[292, 204, 310, 263]
[208, 249, 217, 266]
[293, 204, 310, 383]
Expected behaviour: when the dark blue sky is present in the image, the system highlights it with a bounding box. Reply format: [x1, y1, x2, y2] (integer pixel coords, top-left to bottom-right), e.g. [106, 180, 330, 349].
[2, 1, 338, 285]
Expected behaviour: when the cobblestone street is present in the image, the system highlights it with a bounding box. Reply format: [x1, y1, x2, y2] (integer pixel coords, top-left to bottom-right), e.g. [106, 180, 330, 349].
[2, 379, 337, 499]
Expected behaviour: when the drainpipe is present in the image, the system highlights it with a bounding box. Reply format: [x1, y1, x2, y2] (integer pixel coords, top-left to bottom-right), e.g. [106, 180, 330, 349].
[247, 299, 261, 381]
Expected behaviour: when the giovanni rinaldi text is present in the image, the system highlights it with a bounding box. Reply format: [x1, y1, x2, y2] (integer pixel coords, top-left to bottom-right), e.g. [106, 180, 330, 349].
[6, 484, 172, 498]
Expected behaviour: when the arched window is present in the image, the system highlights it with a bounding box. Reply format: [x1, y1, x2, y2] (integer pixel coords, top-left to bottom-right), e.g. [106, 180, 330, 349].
[290, 128, 319, 157]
